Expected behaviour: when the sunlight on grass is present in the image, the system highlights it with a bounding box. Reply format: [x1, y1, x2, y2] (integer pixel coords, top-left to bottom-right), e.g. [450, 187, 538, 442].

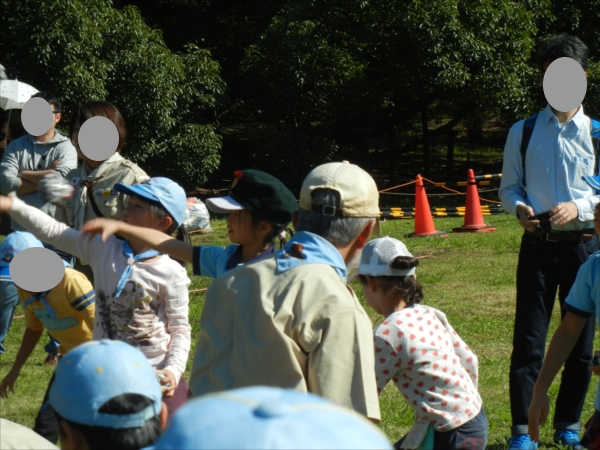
[1, 215, 598, 449]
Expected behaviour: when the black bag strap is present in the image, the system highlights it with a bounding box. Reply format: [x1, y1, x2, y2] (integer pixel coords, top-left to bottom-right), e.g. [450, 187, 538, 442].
[520, 113, 539, 188]
[82, 180, 105, 219]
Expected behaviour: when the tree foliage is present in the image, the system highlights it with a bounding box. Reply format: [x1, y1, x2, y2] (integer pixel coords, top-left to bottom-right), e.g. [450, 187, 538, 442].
[2, 0, 598, 186]
[0, 0, 225, 188]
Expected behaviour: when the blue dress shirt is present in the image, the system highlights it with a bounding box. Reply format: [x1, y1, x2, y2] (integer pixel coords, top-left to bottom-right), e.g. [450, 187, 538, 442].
[499, 104, 599, 231]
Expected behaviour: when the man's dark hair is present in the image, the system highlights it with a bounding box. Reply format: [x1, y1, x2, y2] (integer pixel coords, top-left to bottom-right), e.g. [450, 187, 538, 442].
[31, 92, 62, 113]
[55, 394, 161, 450]
[535, 33, 589, 71]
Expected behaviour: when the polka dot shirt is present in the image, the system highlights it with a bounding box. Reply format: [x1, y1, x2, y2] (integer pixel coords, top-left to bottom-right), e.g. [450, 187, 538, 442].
[374, 304, 482, 432]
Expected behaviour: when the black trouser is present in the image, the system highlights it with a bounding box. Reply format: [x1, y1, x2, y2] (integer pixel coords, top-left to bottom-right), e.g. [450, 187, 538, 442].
[509, 233, 599, 435]
[33, 372, 59, 444]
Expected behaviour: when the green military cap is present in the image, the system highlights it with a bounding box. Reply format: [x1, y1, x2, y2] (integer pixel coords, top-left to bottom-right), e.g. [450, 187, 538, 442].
[206, 169, 298, 228]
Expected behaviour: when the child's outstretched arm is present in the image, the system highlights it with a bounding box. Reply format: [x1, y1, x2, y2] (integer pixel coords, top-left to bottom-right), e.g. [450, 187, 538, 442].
[0, 194, 105, 266]
[528, 312, 588, 442]
[0, 328, 44, 398]
[82, 218, 194, 264]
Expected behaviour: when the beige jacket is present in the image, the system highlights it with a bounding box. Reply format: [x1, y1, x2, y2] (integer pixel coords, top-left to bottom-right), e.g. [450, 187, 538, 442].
[56, 153, 148, 231]
[190, 255, 381, 421]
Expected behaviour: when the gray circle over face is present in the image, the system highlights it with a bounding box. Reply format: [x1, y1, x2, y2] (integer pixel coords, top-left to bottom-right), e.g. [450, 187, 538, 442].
[543, 57, 587, 113]
[10, 248, 65, 292]
[21, 97, 53, 136]
[78, 116, 119, 161]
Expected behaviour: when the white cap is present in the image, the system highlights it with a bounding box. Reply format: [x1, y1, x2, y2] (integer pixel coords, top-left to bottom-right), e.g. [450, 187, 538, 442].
[357, 236, 416, 277]
[205, 196, 244, 214]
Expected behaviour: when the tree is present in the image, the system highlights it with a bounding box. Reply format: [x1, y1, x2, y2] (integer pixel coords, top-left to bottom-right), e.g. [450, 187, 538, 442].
[52, 0, 598, 185]
[534, 0, 600, 118]
[0, 0, 225, 188]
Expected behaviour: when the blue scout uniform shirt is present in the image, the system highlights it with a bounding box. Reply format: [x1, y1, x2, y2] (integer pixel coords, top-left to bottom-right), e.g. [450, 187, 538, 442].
[192, 244, 277, 279]
[563, 249, 600, 409]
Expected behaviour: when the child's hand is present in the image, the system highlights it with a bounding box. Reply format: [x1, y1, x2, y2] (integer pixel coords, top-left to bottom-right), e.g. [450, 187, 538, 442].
[589, 363, 600, 376]
[528, 391, 550, 442]
[0, 370, 19, 398]
[0, 195, 13, 214]
[81, 218, 121, 242]
[155, 369, 177, 398]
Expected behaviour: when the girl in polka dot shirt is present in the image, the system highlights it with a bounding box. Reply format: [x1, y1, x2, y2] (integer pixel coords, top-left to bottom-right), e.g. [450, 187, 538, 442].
[356, 237, 488, 450]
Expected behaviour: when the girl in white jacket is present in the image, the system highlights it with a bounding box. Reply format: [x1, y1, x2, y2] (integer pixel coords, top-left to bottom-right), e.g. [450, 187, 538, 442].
[1, 177, 191, 419]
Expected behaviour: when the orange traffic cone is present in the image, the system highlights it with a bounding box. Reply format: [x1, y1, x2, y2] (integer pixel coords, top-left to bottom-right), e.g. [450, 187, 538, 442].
[452, 169, 496, 233]
[407, 175, 446, 237]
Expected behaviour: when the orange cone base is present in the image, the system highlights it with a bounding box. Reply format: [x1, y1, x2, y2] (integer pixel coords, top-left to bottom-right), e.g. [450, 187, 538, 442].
[406, 230, 448, 238]
[452, 224, 496, 233]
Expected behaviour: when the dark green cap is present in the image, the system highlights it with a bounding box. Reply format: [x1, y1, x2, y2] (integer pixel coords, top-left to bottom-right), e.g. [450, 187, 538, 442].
[206, 169, 298, 228]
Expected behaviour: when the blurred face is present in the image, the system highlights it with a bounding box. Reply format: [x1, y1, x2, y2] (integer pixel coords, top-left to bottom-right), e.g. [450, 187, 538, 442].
[34, 104, 61, 138]
[226, 210, 261, 246]
[594, 203, 600, 235]
[71, 121, 106, 168]
[121, 196, 158, 229]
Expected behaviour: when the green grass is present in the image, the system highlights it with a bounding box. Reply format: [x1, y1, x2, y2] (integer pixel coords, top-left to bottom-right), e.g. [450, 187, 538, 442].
[1, 215, 598, 449]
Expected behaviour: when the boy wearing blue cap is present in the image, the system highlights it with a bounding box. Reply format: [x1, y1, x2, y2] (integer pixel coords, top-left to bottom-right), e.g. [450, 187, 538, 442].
[0, 232, 95, 444]
[50, 340, 167, 450]
[0, 231, 42, 354]
[0, 177, 192, 419]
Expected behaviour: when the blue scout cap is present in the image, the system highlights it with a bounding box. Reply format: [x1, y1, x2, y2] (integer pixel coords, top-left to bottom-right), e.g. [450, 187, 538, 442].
[143, 386, 392, 450]
[49, 340, 162, 429]
[0, 232, 44, 282]
[114, 177, 187, 228]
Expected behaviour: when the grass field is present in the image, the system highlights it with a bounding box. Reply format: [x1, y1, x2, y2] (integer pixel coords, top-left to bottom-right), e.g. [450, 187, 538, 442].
[0, 214, 598, 449]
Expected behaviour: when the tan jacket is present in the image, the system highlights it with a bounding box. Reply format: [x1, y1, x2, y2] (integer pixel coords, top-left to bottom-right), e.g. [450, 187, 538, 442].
[56, 153, 148, 230]
[190, 255, 381, 421]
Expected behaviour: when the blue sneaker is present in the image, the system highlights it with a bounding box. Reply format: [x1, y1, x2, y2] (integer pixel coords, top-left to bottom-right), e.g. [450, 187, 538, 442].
[507, 434, 538, 449]
[554, 430, 583, 449]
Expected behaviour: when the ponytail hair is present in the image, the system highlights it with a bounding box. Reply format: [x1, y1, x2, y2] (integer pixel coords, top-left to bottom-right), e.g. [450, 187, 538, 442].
[389, 255, 419, 271]
[250, 212, 293, 250]
[359, 256, 423, 307]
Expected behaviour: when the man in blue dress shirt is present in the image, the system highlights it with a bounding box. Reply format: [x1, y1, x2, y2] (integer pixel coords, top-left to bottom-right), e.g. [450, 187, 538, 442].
[499, 33, 600, 450]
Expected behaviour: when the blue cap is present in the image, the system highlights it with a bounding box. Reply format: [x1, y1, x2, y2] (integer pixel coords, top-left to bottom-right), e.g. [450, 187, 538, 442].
[583, 175, 600, 191]
[143, 386, 392, 450]
[0, 232, 44, 282]
[114, 177, 187, 228]
[49, 340, 162, 429]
